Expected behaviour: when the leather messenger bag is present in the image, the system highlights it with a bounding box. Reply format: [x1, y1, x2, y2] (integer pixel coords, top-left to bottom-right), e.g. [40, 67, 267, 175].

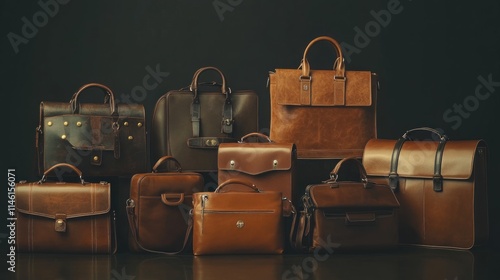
[362, 127, 489, 249]
[15, 163, 116, 253]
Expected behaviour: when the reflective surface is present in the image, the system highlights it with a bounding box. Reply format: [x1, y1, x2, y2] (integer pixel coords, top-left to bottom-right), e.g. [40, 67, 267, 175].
[3, 246, 499, 280]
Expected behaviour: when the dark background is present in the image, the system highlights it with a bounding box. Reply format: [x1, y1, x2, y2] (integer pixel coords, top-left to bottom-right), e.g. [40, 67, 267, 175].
[1, 0, 499, 253]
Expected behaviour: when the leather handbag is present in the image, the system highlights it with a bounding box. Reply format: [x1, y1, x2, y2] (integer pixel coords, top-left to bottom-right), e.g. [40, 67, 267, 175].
[15, 163, 116, 253]
[126, 156, 204, 254]
[362, 127, 489, 249]
[150, 66, 259, 172]
[294, 157, 400, 252]
[268, 35, 378, 159]
[192, 179, 285, 255]
[217, 132, 298, 213]
[36, 83, 147, 177]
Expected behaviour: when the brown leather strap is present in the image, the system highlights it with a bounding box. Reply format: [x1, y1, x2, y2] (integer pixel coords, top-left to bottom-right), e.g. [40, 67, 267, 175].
[328, 157, 368, 183]
[39, 163, 85, 184]
[300, 36, 345, 78]
[239, 132, 272, 143]
[70, 83, 116, 115]
[187, 137, 237, 149]
[126, 200, 192, 255]
[214, 179, 260, 193]
[152, 156, 182, 172]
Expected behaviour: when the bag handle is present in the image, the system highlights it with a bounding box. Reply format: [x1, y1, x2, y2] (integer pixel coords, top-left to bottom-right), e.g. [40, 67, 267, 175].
[239, 132, 273, 143]
[389, 127, 448, 192]
[300, 36, 345, 79]
[152, 156, 182, 173]
[39, 163, 85, 185]
[188, 67, 234, 137]
[326, 157, 371, 187]
[214, 179, 260, 193]
[70, 83, 116, 115]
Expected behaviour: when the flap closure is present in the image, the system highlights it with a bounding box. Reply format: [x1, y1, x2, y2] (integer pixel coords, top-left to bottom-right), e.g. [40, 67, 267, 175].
[270, 69, 373, 106]
[362, 139, 486, 180]
[308, 183, 399, 209]
[218, 143, 295, 175]
[345, 212, 376, 224]
[15, 182, 111, 220]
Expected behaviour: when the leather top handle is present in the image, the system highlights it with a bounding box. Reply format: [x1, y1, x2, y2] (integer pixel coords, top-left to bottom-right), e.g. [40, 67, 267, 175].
[70, 83, 116, 115]
[389, 127, 448, 192]
[39, 163, 85, 185]
[300, 36, 345, 79]
[214, 179, 260, 193]
[327, 157, 370, 186]
[239, 132, 273, 143]
[189, 67, 229, 96]
[152, 156, 182, 173]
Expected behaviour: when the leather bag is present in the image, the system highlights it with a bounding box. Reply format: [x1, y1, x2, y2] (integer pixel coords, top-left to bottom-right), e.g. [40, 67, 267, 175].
[150, 66, 259, 172]
[36, 83, 147, 177]
[126, 156, 204, 254]
[268, 35, 378, 159]
[15, 163, 116, 253]
[294, 157, 400, 252]
[192, 179, 285, 255]
[217, 132, 298, 212]
[362, 127, 489, 249]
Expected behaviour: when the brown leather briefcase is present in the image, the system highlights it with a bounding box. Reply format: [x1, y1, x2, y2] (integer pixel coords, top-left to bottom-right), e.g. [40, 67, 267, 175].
[192, 179, 285, 255]
[15, 163, 116, 253]
[362, 127, 489, 249]
[126, 156, 204, 254]
[269, 36, 378, 159]
[294, 157, 400, 252]
[150, 66, 258, 172]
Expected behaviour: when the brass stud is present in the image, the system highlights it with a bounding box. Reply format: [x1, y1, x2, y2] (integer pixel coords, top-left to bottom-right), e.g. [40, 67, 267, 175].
[230, 160, 235, 169]
[47, 121, 53, 126]
[123, 121, 129, 126]
[93, 156, 99, 162]
[63, 121, 68, 126]
[56, 219, 64, 225]
[236, 220, 245, 229]
[273, 160, 278, 169]
[76, 121, 82, 127]
[61, 134, 67, 140]
[128, 136, 133, 140]
[137, 122, 143, 128]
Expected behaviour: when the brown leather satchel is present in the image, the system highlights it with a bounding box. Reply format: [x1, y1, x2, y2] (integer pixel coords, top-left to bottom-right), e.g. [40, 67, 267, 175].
[192, 179, 285, 255]
[36, 83, 147, 177]
[218, 132, 298, 212]
[126, 156, 204, 254]
[150, 66, 258, 172]
[362, 127, 489, 249]
[294, 157, 400, 252]
[268, 36, 378, 159]
[15, 163, 116, 253]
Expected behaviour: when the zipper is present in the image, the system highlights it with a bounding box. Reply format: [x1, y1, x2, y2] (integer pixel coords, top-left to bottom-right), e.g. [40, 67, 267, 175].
[201, 194, 208, 233]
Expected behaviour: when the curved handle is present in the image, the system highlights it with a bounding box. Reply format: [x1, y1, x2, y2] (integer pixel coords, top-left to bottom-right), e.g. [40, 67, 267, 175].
[239, 132, 272, 143]
[189, 67, 229, 96]
[214, 179, 260, 193]
[327, 157, 369, 184]
[70, 83, 116, 115]
[300, 36, 345, 79]
[152, 156, 182, 173]
[401, 127, 448, 141]
[39, 163, 85, 185]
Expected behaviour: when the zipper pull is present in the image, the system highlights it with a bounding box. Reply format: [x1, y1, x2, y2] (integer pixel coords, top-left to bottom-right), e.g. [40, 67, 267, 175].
[201, 194, 208, 233]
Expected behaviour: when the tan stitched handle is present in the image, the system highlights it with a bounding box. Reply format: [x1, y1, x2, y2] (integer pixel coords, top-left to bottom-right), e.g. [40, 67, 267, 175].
[239, 132, 272, 143]
[214, 179, 260, 193]
[152, 156, 182, 173]
[301, 36, 345, 78]
[328, 157, 368, 183]
[70, 83, 116, 115]
[190, 67, 228, 95]
[39, 163, 85, 184]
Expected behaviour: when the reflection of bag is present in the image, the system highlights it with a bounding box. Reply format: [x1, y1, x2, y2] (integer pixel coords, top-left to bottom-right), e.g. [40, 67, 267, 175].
[150, 66, 258, 172]
[126, 156, 204, 254]
[193, 255, 284, 280]
[192, 179, 285, 255]
[218, 132, 298, 212]
[269, 36, 378, 159]
[362, 127, 489, 249]
[294, 157, 399, 252]
[36, 83, 148, 177]
[15, 163, 116, 253]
